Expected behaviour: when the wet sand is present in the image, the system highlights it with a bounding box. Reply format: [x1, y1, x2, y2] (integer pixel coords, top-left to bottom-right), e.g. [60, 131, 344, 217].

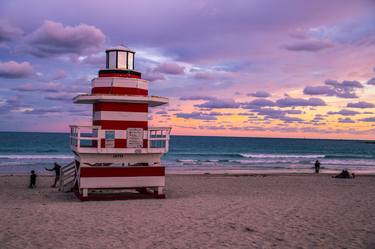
[1, 174, 375, 249]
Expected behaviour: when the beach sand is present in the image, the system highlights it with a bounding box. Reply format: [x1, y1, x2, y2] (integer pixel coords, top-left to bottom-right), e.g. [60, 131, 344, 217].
[1, 174, 375, 249]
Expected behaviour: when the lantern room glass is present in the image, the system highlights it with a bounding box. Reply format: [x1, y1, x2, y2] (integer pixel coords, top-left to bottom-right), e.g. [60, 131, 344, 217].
[117, 51, 127, 68]
[127, 52, 134, 70]
[108, 51, 117, 68]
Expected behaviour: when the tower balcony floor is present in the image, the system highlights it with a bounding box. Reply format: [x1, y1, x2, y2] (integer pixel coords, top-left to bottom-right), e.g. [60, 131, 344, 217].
[73, 94, 168, 107]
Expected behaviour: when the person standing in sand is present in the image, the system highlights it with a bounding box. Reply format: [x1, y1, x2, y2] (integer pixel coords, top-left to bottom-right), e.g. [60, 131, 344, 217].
[45, 162, 61, 188]
[314, 160, 321, 173]
[29, 170, 37, 188]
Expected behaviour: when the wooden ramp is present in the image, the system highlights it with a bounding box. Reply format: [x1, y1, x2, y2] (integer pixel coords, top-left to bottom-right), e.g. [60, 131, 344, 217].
[58, 161, 76, 192]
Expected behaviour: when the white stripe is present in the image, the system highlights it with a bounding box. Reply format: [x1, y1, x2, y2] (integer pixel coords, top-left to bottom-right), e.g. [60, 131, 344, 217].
[80, 176, 165, 188]
[94, 111, 148, 121]
[92, 78, 148, 90]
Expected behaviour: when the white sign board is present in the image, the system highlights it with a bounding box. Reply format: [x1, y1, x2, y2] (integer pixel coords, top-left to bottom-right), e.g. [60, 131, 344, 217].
[127, 128, 144, 148]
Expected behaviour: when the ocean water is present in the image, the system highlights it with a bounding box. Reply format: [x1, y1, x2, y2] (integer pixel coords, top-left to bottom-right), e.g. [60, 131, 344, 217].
[0, 132, 374, 173]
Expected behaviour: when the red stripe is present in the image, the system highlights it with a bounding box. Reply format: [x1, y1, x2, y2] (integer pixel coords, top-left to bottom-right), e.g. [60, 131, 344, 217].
[115, 139, 126, 148]
[100, 139, 148, 148]
[92, 87, 148, 96]
[99, 73, 141, 79]
[143, 139, 148, 148]
[80, 166, 165, 177]
[93, 120, 148, 130]
[93, 103, 148, 112]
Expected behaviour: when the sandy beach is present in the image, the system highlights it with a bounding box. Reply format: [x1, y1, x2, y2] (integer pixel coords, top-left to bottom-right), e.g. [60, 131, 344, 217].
[1, 174, 375, 249]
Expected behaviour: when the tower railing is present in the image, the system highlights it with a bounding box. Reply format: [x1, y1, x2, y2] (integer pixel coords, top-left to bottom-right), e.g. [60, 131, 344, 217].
[69, 125, 171, 154]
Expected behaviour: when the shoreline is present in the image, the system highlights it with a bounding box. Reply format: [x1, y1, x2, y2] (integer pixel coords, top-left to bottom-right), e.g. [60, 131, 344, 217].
[2, 168, 375, 177]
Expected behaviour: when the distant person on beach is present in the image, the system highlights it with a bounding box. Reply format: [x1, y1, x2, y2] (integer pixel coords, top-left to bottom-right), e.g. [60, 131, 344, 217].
[333, 169, 355, 179]
[314, 160, 321, 173]
[45, 162, 61, 187]
[29, 170, 37, 188]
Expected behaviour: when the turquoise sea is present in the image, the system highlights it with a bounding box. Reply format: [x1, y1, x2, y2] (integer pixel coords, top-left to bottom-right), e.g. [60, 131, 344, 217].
[0, 131, 374, 173]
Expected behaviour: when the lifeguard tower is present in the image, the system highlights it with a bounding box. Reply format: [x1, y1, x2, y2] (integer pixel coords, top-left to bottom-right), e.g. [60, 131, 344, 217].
[59, 45, 171, 200]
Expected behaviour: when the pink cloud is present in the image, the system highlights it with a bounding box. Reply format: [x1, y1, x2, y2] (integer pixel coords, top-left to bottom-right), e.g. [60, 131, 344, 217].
[154, 62, 185, 75]
[0, 61, 33, 78]
[25, 21, 105, 57]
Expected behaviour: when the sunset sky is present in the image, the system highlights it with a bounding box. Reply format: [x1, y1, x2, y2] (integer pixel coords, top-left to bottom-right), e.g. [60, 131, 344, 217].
[0, 0, 375, 139]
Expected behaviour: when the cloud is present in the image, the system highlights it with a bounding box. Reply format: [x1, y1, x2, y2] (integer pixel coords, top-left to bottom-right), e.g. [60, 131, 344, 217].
[359, 117, 375, 122]
[307, 15, 375, 46]
[180, 96, 215, 101]
[347, 101, 375, 109]
[253, 108, 304, 122]
[247, 91, 271, 98]
[367, 78, 375, 85]
[50, 70, 67, 81]
[12, 82, 61, 92]
[0, 61, 33, 78]
[23, 107, 62, 115]
[198, 125, 225, 130]
[0, 21, 23, 42]
[142, 71, 165, 82]
[242, 98, 276, 108]
[338, 117, 355, 123]
[153, 62, 185, 75]
[312, 114, 326, 123]
[327, 109, 360, 116]
[45, 92, 73, 101]
[0, 96, 31, 114]
[195, 98, 240, 109]
[303, 85, 335, 95]
[176, 111, 217, 120]
[282, 39, 334, 52]
[193, 72, 216, 80]
[303, 79, 363, 98]
[276, 97, 326, 107]
[25, 20, 105, 57]
[155, 110, 168, 115]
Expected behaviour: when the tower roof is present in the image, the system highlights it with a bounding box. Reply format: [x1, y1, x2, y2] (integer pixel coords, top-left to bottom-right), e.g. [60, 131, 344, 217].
[106, 45, 134, 53]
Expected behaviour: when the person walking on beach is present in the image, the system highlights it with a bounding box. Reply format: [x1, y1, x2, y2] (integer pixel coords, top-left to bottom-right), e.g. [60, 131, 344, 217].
[314, 160, 321, 173]
[45, 162, 61, 188]
[29, 170, 37, 188]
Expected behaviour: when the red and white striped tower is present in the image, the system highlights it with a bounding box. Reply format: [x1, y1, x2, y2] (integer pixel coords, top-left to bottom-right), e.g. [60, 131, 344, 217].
[67, 45, 171, 200]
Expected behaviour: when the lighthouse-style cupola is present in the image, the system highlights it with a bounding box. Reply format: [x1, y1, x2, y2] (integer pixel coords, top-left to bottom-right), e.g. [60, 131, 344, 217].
[106, 45, 135, 70]
[65, 44, 171, 200]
